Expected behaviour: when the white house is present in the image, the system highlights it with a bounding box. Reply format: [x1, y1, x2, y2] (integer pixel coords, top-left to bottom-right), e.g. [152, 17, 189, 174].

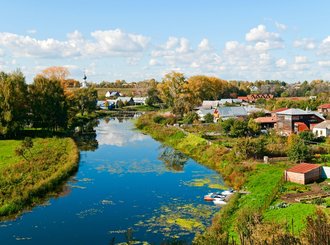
[133, 97, 148, 105]
[312, 120, 330, 137]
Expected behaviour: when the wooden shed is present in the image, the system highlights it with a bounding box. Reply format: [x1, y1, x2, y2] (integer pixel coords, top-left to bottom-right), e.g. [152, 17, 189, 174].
[285, 163, 321, 185]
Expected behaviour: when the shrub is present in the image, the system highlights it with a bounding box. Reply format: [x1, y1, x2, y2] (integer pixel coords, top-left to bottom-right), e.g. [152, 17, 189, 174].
[183, 112, 199, 124]
[204, 113, 214, 123]
[153, 115, 166, 124]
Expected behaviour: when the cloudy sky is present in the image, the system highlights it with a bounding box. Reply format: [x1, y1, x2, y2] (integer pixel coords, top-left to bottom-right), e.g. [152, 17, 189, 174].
[0, 0, 329, 83]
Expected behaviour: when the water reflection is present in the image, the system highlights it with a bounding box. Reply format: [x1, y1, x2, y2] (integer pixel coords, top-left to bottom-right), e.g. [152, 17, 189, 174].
[158, 146, 189, 172]
[96, 118, 148, 147]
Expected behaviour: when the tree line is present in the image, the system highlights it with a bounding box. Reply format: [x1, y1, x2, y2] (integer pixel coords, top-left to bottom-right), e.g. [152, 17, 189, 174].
[0, 69, 97, 138]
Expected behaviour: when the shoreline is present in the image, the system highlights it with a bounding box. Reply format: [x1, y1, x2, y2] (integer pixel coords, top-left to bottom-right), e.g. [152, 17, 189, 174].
[0, 137, 79, 220]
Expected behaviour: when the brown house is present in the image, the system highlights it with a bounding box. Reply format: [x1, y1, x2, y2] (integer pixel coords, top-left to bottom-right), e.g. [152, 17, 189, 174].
[285, 163, 321, 184]
[276, 108, 324, 135]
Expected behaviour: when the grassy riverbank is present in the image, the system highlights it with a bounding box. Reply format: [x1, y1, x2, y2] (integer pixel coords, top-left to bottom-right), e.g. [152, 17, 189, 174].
[135, 113, 329, 243]
[0, 137, 79, 218]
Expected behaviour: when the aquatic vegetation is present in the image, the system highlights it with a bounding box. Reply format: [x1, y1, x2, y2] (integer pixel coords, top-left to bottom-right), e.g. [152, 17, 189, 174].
[183, 174, 226, 190]
[76, 208, 103, 219]
[134, 200, 217, 239]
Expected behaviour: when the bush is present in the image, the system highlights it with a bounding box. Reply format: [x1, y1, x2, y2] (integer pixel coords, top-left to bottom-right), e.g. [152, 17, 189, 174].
[153, 115, 166, 124]
[182, 112, 199, 124]
[204, 113, 214, 123]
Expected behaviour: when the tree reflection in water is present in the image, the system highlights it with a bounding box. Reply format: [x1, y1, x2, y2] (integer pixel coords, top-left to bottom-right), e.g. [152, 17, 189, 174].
[73, 119, 99, 151]
[158, 146, 189, 172]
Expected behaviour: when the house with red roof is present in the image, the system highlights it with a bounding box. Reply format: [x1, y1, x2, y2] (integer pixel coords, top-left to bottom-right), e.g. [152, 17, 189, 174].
[317, 103, 330, 116]
[285, 163, 321, 184]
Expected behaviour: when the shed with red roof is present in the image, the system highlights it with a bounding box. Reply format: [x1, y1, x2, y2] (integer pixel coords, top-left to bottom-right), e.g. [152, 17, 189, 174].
[285, 163, 321, 184]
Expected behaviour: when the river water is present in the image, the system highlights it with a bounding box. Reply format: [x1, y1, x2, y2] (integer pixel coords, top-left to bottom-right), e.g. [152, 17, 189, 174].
[0, 117, 225, 244]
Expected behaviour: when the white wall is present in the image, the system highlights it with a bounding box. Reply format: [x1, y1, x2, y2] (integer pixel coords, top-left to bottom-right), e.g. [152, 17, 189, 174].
[321, 166, 330, 179]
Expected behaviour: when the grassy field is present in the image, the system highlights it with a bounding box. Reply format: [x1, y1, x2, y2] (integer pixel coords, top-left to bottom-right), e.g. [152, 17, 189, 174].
[0, 140, 21, 169]
[0, 137, 79, 218]
[263, 203, 316, 235]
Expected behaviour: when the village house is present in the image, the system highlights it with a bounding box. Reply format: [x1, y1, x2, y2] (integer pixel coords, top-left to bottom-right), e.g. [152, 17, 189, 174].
[312, 120, 330, 137]
[317, 103, 330, 116]
[105, 91, 121, 98]
[254, 116, 277, 129]
[116, 97, 134, 106]
[201, 100, 221, 109]
[276, 108, 324, 135]
[133, 97, 148, 105]
[246, 94, 274, 102]
[285, 163, 321, 185]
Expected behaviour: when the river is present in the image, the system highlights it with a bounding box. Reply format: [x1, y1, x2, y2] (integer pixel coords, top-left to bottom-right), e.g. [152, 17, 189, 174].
[0, 117, 225, 244]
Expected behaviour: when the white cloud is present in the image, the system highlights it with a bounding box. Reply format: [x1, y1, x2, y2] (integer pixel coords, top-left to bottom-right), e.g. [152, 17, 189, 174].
[295, 56, 308, 63]
[293, 38, 316, 50]
[27, 29, 37, 34]
[275, 22, 287, 31]
[276, 58, 287, 68]
[318, 60, 330, 67]
[246, 25, 282, 42]
[0, 29, 150, 59]
[245, 25, 284, 51]
[319, 35, 330, 55]
[198, 38, 211, 51]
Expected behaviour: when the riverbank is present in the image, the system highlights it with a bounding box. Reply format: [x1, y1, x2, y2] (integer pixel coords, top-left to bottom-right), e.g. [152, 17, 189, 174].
[0, 137, 79, 219]
[135, 113, 328, 243]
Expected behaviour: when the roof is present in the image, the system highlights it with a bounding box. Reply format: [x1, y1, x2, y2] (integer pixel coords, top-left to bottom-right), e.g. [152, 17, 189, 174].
[286, 163, 321, 174]
[318, 103, 330, 109]
[218, 106, 247, 118]
[116, 97, 133, 102]
[202, 100, 220, 108]
[271, 108, 288, 113]
[277, 108, 325, 120]
[294, 122, 309, 132]
[254, 116, 277, 123]
[312, 120, 330, 129]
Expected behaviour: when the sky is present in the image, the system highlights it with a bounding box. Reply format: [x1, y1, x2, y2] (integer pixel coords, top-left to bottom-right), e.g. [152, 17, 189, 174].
[0, 0, 329, 83]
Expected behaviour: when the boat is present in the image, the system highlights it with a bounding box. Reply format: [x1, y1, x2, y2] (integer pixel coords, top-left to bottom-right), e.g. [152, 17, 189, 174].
[204, 189, 234, 201]
[213, 198, 227, 206]
[203, 192, 225, 201]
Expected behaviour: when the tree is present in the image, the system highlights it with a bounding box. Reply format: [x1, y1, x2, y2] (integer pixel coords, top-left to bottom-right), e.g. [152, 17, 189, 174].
[0, 70, 28, 137]
[247, 118, 260, 135]
[29, 76, 68, 131]
[230, 120, 248, 137]
[73, 87, 97, 115]
[287, 134, 310, 162]
[204, 113, 214, 123]
[183, 112, 199, 124]
[15, 137, 34, 162]
[38, 66, 70, 87]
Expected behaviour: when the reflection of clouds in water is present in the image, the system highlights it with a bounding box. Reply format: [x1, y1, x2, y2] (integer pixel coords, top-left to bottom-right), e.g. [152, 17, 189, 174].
[96, 119, 147, 146]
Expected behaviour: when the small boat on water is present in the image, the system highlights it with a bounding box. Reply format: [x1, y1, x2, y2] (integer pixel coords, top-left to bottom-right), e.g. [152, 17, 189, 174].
[203, 192, 225, 201]
[213, 198, 227, 206]
[203, 189, 234, 201]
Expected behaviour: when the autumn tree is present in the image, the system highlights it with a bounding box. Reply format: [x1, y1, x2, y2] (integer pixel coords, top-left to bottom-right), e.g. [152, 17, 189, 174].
[38, 66, 70, 88]
[0, 70, 28, 137]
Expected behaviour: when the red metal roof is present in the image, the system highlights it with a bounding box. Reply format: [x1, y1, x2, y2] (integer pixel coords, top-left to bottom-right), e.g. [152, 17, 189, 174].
[294, 122, 309, 132]
[271, 107, 288, 113]
[318, 103, 330, 109]
[286, 163, 321, 174]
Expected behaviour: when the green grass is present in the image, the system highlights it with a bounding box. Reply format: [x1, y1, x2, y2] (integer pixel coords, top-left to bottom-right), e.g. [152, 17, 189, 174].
[238, 164, 286, 211]
[0, 137, 79, 218]
[280, 181, 311, 194]
[0, 140, 21, 169]
[263, 203, 316, 235]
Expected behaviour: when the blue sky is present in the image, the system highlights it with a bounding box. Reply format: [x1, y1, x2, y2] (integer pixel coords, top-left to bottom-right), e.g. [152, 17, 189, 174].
[0, 0, 329, 83]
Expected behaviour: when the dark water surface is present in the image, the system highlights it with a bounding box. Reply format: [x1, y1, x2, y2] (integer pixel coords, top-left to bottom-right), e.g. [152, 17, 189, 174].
[0, 118, 224, 244]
